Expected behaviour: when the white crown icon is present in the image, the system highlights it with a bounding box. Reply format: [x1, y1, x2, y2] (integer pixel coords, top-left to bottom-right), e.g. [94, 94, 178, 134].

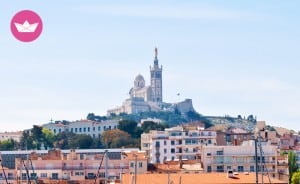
[14, 20, 39, 33]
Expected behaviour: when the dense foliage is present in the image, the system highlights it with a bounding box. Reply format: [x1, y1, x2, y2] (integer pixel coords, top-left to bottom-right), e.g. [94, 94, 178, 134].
[15, 118, 169, 151]
[292, 171, 300, 184]
[289, 151, 298, 182]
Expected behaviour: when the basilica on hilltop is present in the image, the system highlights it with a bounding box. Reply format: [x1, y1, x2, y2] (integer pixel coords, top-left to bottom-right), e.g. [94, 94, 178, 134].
[107, 48, 194, 115]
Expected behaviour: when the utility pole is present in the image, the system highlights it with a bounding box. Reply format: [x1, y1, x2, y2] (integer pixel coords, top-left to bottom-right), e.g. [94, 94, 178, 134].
[134, 154, 137, 184]
[105, 150, 108, 184]
[0, 159, 9, 184]
[255, 139, 258, 184]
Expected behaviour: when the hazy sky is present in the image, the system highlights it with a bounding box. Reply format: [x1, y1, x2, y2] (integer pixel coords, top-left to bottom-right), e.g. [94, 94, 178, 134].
[0, 1, 299, 131]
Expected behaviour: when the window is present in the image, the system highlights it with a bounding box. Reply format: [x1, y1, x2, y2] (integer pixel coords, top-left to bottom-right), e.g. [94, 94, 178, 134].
[30, 173, 37, 179]
[164, 140, 167, 145]
[171, 156, 175, 161]
[75, 128, 78, 132]
[208, 139, 212, 144]
[104, 126, 106, 130]
[75, 172, 84, 176]
[71, 128, 73, 132]
[22, 173, 27, 180]
[40, 173, 47, 178]
[93, 127, 95, 131]
[250, 166, 255, 172]
[227, 166, 231, 170]
[217, 165, 224, 172]
[207, 166, 212, 172]
[52, 173, 58, 180]
[171, 140, 175, 145]
[155, 141, 160, 147]
[93, 134, 95, 138]
[164, 149, 167, 154]
[83, 127, 86, 132]
[79, 128, 82, 132]
[216, 151, 223, 155]
[238, 166, 244, 172]
[98, 126, 101, 131]
[130, 162, 134, 168]
[87, 173, 95, 179]
[88, 127, 90, 132]
[7, 173, 14, 180]
[207, 153, 211, 156]
[53, 129, 56, 134]
[139, 162, 143, 168]
[171, 148, 175, 153]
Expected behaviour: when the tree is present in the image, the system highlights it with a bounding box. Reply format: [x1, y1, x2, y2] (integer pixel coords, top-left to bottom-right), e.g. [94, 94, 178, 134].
[291, 171, 300, 184]
[289, 151, 298, 182]
[31, 125, 44, 149]
[0, 139, 16, 151]
[54, 132, 76, 149]
[101, 129, 131, 148]
[141, 121, 168, 133]
[20, 131, 35, 150]
[42, 128, 55, 149]
[118, 120, 138, 136]
[69, 134, 93, 149]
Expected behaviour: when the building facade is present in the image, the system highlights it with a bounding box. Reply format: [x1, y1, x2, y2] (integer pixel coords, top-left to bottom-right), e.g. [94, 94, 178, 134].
[0, 131, 23, 142]
[216, 128, 253, 146]
[14, 149, 146, 183]
[201, 140, 282, 179]
[0, 148, 145, 183]
[141, 125, 217, 164]
[43, 119, 118, 138]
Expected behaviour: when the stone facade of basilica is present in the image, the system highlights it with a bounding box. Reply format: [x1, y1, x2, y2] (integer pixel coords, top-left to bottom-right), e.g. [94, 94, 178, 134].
[107, 48, 194, 115]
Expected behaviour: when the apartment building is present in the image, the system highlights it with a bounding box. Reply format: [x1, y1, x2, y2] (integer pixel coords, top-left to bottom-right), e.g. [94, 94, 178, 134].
[201, 140, 281, 179]
[141, 125, 217, 163]
[216, 128, 253, 146]
[12, 148, 146, 183]
[43, 119, 118, 138]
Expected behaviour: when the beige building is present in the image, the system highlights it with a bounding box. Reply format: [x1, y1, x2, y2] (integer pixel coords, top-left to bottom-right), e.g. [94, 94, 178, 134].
[201, 140, 284, 180]
[0, 131, 23, 142]
[13, 149, 147, 183]
[141, 125, 216, 163]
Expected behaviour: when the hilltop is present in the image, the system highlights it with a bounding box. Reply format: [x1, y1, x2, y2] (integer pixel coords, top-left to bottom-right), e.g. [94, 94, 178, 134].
[87, 111, 257, 132]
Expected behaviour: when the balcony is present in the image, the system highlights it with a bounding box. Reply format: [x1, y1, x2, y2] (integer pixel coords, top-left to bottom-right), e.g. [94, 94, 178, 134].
[62, 166, 84, 170]
[277, 161, 288, 166]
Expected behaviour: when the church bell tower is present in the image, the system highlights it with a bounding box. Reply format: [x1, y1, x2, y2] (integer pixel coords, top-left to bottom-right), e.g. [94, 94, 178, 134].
[150, 47, 163, 103]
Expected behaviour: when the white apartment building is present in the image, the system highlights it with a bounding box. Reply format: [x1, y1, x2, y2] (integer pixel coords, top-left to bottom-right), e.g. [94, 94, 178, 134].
[43, 119, 118, 138]
[141, 125, 217, 164]
[201, 140, 279, 178]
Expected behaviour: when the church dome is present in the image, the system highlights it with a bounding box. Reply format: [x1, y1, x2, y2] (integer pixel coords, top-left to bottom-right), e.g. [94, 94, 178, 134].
[134, 74, 145, 88]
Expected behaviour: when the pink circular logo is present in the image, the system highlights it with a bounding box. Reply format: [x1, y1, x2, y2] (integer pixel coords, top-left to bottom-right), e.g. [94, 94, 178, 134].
[10, 10, 43, 42]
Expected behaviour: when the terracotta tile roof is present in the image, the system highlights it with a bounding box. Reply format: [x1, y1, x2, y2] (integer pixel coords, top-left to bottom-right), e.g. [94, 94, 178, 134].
[121, 173, 287, 184]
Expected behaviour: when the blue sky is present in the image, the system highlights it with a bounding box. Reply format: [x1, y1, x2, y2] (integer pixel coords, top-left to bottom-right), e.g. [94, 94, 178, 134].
[0, 1, 299, 131]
